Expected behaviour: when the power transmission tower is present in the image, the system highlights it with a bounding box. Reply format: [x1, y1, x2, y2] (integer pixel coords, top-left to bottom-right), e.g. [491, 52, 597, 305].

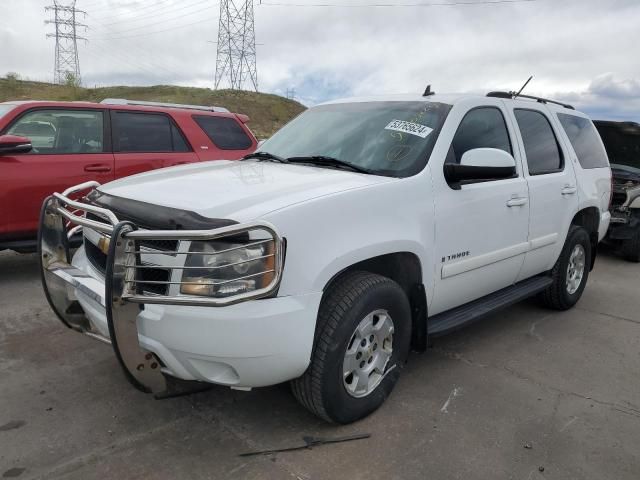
[214, 1, 258, 92]
[286, 88, 296, 100]
[45, 1, 87, 85]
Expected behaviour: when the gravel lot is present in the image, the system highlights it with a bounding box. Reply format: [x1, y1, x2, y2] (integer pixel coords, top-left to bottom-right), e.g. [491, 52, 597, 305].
[1, 249, 639, 479]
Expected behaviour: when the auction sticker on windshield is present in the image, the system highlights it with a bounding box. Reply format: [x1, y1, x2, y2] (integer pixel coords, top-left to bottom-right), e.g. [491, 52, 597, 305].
[385, 119, 433, 139]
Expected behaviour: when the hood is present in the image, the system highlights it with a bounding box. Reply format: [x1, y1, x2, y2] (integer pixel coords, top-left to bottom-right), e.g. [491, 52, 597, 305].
[97, 160, 394, 223]
[611, 164, 640, 184]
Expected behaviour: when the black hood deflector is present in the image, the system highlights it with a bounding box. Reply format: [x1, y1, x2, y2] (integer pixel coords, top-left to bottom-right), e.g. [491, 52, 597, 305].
[87, 190, 238, 231]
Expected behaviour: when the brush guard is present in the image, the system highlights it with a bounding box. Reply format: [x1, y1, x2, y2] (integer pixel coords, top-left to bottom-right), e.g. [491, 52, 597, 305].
[38, 182, 283, 397]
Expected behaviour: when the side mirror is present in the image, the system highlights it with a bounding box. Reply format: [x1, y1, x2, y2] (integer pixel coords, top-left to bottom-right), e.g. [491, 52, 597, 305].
[0, 135, 32, 155]
[444, 148, 516, 187]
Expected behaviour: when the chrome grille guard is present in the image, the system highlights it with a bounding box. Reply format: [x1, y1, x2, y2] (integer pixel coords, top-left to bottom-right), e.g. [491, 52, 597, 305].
[39, 181, 284, 396]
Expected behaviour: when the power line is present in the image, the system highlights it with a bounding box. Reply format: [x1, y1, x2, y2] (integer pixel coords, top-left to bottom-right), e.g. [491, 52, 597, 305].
[45, 1, 87, 84]
[258, 0, 536, 6]
[215, 1, 258, 92]
[95, 0, 212, 28]
[84, 0, 173, 16]
[92, 16, 217, 40]
[90, 4, 216, 37]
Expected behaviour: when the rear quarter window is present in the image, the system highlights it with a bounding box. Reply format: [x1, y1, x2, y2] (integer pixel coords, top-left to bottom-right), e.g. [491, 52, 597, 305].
[557, 114, 609, 169]
[193, 115, 253, 150]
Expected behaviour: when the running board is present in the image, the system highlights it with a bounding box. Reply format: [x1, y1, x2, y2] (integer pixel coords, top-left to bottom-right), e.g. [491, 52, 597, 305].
[428, 276, 553, 336]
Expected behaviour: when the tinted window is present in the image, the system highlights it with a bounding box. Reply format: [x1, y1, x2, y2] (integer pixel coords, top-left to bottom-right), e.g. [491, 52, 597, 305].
[194, 115, 253, 150]
[6, 109, 104, 154]
[558, 114, 609, 169]
[113, 112, 189, 153]
[448, 107, 512, 164]
[515, 109, 563, 175]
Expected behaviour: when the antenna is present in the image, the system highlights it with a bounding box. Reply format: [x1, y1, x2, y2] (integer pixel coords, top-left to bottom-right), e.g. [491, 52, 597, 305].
[423, 85, 435, 97]
[513, 76, 533, 98]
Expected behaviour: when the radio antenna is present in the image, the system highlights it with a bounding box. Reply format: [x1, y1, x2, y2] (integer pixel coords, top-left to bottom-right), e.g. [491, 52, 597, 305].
[513, 76, 533, 98]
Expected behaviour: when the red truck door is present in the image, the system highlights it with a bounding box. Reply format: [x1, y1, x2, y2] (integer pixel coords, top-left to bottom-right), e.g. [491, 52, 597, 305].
[0, 108, 114, 240]
[110, 110, 198, 177]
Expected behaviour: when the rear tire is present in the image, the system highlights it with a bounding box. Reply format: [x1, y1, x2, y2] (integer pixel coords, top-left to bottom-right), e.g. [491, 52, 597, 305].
[540, 226, 591, 310]
[291, 271, 411, 424]
[621, 229, 640, 263]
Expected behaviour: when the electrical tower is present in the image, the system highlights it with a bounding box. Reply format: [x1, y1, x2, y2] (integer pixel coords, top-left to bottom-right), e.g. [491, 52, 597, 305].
[214, 1, 258, 92]
[45, 1, 87, 85]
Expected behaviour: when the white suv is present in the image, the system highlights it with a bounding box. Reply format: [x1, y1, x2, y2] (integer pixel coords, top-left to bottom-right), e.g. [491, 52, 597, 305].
[39, 90, 611, 423]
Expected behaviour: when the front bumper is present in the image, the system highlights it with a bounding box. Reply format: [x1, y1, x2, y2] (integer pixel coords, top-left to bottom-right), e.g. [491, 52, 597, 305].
[606, 210, 640, 241]
[39, 182, 321, 394]
[72, 248, 321, 387]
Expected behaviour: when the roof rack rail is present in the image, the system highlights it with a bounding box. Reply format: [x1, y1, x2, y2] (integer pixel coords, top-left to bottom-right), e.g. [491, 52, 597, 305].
[486, 91, 574, 110]
[100, 98, 230, 113]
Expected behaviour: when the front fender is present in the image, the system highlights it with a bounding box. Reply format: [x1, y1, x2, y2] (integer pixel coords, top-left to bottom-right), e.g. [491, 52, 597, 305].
[261, 175, 435, 302]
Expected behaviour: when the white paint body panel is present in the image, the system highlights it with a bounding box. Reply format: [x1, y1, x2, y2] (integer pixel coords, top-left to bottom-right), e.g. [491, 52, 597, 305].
[68, 93, 611, 388]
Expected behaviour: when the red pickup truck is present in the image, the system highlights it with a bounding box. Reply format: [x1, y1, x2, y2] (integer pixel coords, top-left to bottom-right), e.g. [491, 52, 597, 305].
[0, 99, 258, 252]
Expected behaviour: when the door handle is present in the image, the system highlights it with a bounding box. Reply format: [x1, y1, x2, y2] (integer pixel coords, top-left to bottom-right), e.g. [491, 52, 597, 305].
[84, 164, 111, 173]
[561, 185, 577, 195]
[506, 197, 528, 207]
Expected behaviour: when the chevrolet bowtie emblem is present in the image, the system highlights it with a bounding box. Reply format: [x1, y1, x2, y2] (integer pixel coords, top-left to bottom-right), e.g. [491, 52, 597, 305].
[98, 236, 111, 255]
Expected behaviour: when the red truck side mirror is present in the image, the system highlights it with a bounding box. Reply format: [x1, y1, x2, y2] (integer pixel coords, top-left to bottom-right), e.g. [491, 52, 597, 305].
[0, 135, 33, 155]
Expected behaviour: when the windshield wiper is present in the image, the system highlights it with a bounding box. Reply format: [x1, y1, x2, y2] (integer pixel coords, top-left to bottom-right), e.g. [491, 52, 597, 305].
[242, 151, 289, 163]
[286, 156, 373, 174]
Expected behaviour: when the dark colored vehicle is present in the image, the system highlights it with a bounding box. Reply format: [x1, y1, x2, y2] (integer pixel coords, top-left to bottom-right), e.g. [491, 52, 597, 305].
[0, 99, 257, 252]
[594, 120, 640, 262]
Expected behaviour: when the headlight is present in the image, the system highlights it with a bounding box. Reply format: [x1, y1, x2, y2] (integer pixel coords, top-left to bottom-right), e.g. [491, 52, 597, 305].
[180, 235, 276, 298]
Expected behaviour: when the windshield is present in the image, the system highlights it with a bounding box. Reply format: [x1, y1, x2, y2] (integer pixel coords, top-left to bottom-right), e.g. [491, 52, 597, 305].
[0, 104, 17, 120]
[259, 101, 451, 177]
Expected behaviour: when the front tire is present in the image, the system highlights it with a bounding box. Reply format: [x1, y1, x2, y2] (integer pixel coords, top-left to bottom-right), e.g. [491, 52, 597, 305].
[291, 271, 411, 424]
[540, 226, 592, 310]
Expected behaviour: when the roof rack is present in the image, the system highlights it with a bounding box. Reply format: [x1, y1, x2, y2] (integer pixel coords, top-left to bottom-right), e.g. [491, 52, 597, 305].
[100, 98, 230, 113]
[486, 91, 574, 110]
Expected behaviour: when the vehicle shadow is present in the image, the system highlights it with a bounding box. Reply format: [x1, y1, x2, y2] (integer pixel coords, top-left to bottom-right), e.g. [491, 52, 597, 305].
[0, 251, 40, 286]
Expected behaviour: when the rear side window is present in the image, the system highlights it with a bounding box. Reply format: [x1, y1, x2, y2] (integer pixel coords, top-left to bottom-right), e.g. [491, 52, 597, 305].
[448, 107, 512, 164]
[515, 109, 563, 175]
[557, 114, 609, 169]
[113, 112, 190, 153]
[193, 115, 253, 150]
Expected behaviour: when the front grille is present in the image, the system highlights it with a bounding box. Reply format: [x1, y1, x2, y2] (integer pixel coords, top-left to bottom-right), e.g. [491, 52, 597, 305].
[84, 236, 170, 295]
[611, 191, 627, 207]
[137, 267, 171, 295]
[138, 238, 179, 253]
[85, 238, 107, 274]
[85, 212, 178, 253]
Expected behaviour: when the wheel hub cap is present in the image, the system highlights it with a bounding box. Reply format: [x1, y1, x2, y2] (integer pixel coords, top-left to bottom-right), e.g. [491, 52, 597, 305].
[566, 244, 586, 295]
[342, 309, 394, 398]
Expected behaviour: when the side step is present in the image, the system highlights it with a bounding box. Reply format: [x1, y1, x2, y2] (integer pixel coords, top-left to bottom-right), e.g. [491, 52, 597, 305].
[428, 276, 553, 336]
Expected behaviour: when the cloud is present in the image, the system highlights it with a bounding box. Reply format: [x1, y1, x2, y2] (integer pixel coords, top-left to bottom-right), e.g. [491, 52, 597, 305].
[548, 74, 640, 122]
[0, 0, 638, 122]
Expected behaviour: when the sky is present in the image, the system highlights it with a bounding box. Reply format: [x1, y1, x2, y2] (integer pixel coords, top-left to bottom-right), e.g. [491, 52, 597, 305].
[0, 0, 638, 121]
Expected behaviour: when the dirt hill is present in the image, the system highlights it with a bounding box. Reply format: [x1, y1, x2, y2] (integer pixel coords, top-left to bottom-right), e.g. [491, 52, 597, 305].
[0, 77, 306, 139]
